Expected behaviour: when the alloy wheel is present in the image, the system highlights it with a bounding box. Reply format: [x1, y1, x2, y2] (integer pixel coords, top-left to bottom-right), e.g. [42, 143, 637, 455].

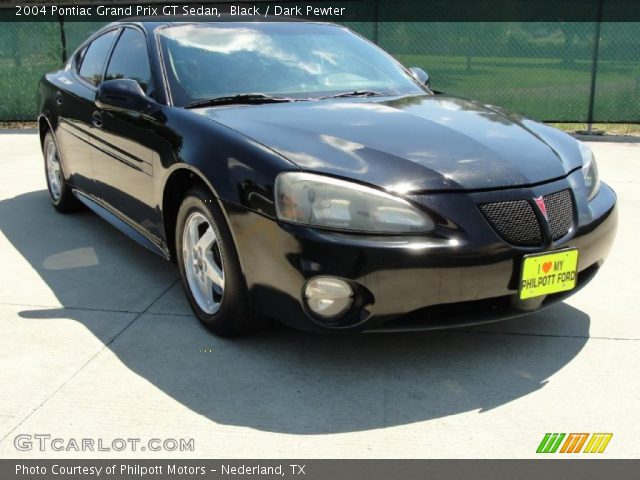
[46, 139, 62, 201]
[182, 211, 225, 314]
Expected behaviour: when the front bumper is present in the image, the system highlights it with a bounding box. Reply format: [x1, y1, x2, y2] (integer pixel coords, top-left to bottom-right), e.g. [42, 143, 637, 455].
[225, 176, 617, 332]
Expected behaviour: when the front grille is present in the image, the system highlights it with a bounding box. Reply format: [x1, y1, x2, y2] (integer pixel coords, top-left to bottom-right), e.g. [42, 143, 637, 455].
[480, 189, 575, 246]
[544, 189, 575, 240]
[480, 200, 542, 246]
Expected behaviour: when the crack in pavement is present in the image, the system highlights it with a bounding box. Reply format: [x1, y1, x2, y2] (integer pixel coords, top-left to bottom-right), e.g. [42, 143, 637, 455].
[451, 328, 640, 341]
[0, 300, 192, 318]
[3, 299, 639, 341]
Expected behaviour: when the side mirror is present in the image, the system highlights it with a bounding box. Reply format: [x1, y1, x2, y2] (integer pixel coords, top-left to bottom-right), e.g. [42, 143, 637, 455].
[409, 67, 430, 88]
[95, 79, 156, 116]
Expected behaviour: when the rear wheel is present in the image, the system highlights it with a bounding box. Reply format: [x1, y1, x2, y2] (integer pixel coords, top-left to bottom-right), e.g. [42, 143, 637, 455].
[43, 131, 81, 213]
[175, 185, 266, 336]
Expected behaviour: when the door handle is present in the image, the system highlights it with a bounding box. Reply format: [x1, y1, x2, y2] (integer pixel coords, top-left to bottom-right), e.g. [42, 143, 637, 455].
[92, 111, 103, 128]
[55, 91, 63, 106]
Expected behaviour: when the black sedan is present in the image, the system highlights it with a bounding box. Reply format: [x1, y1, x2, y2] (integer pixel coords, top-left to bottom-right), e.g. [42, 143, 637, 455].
[38, 19, 617, 336]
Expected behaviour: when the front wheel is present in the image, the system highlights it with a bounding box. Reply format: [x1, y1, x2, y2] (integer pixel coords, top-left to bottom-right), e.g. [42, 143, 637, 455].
[175, 186, 266, 336]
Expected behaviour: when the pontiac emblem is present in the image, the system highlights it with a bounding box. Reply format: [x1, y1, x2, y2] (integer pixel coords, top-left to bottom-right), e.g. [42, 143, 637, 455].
[534, 196, 548, 219]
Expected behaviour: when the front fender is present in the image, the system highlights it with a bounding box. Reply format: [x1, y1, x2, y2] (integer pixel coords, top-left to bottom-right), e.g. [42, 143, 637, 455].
[159, 107, 301, 219]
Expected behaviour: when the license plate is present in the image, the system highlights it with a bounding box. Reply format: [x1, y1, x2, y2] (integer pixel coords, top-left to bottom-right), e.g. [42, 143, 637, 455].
[519, 249, 579, 300]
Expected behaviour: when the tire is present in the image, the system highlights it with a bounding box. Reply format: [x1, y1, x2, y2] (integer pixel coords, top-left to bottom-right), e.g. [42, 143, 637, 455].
[175, 185, 266, 336]
[43, 131, 81, 213]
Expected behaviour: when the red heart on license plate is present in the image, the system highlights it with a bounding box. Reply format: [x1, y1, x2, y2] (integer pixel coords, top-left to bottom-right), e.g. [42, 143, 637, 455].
[542, 261, 552, 273]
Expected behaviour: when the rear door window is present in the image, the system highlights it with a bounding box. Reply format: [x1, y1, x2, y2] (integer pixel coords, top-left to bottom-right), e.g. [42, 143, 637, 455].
[78, 29, 119, 86]
[74, 45, 87, 73]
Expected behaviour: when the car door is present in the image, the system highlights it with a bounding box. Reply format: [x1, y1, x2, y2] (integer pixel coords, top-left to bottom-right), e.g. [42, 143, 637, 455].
[55, 28, 119, 194]
[90, 27, 162, 240]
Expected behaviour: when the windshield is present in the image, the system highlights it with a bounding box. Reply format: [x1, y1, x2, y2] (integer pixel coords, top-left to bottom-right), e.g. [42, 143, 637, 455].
[158, 23, 426, 106]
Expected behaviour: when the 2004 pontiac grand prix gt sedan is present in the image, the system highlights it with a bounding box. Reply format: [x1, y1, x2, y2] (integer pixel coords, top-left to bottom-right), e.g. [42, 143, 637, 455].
[38, 19, 617, 336]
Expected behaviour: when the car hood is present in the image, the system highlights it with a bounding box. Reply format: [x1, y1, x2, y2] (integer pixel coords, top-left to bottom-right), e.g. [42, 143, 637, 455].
[197, 95, 583, 193]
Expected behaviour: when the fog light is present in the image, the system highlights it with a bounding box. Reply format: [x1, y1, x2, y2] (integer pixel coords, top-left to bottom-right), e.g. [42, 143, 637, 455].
[304, 277, 353, 319]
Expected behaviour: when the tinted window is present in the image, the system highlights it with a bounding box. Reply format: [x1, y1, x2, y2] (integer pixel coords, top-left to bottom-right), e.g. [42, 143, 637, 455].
[78, 29, 119, 86]
[105, 28, 153, 96]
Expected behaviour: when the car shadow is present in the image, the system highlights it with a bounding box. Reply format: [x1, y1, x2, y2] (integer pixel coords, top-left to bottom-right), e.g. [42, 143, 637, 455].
[2, 190, 591, 434]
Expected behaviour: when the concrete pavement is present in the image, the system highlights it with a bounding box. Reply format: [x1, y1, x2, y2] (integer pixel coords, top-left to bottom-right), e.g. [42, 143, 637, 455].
[0, 131, 638, 458]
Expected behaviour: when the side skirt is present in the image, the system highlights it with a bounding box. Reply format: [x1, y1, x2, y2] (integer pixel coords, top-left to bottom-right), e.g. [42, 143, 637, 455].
[73, 190, 170, 260]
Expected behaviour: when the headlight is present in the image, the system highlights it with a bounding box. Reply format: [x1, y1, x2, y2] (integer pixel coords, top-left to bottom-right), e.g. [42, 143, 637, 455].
[275, 172, 435, 233]
[578, 141, 600, 200]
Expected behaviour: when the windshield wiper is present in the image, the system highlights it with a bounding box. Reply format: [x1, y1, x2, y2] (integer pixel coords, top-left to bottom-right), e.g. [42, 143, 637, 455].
[320, 90, 392, 99]
[184, 93, 297, 109]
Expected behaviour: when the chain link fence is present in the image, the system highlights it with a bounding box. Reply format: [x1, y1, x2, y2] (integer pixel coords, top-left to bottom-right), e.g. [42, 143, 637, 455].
[372, 22, 640, 122]
[1, 15, 638, 122]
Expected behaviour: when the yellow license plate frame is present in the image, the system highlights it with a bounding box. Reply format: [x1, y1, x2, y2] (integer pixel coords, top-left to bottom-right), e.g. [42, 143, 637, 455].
[519, 248, 579, 300]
